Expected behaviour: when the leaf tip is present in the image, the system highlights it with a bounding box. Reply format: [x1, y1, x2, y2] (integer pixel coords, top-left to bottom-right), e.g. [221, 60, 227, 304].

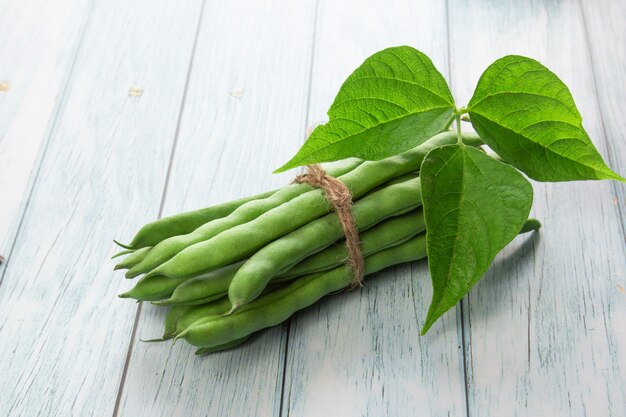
[420, 303, 444, 335]
[613, 173, 626, 184]
[273, 156, 301, 174]
[420, 316, 436, 336]
[272, 165, 289, 174]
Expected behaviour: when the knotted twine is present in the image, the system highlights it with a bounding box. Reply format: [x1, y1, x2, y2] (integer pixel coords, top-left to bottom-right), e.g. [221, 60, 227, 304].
[293, 164, 364, 288]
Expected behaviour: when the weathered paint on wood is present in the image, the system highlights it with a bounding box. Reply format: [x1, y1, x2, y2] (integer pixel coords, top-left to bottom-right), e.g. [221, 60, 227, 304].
[0, 1, 624, 416]
[115, 1, 317, 416]
[0, 0, 89, 275]
[280, 1, 468, 416]
[447, 0, 626, 415]
[0, 0, 203, 415]
[581, 0, 626, 238]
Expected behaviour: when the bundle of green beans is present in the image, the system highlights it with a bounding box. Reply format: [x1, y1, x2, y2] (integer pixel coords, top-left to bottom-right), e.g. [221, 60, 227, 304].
[114, 131, 539, 354]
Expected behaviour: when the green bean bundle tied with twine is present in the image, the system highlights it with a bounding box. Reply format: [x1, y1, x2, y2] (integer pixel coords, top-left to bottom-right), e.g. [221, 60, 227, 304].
[113, 131, 541, 355]
[112, 45, 624, 357]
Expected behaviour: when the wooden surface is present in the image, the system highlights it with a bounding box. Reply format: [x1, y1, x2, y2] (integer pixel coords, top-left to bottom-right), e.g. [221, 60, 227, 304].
[0, 0, 624, 416]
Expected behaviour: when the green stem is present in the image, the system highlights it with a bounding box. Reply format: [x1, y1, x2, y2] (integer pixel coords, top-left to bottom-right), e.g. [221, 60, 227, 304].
[454, 106, 469, 145]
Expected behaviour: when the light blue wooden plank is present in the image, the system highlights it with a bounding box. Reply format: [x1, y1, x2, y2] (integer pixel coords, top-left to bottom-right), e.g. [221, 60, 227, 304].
[581, 0, 626, 233]
[0, 0, 90, 277]
[281, 1, 468, 416]
[116, 1, 317, 416]
[447, 0, 626, 415]
[578, 0, 626, 406]
[0, 1, 204, 416]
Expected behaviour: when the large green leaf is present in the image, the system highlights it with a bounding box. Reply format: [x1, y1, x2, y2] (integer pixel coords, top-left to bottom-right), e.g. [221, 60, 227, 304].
[275, 46, 455, 172]
[468, 55, 624, 182]
[420, 144, 533, 334]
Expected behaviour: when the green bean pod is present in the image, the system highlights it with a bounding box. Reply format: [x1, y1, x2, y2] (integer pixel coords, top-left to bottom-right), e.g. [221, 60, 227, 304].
[111, 248, 134, 259]
[119, 190, 276, 249]
[195, 336, 251, 355]
[227, 174, 423, 310]
[162, 305, 197, 340]
[176, 234, 428, 348]
[113, 246, 152, 272]
[120, 211, 534, 306]
[146, 132, 481, 281]
[277, 215, 539, 281]
[155, 213, 424, 307]
[171, 297, 232, 336]
[126, 158, 364, 278]
[153, 262, 244, 306]
[118, 158, 362, 250]
[277, 209, 426, 279]
[176, 216, 540, 350]
[118, 274, 187, 302]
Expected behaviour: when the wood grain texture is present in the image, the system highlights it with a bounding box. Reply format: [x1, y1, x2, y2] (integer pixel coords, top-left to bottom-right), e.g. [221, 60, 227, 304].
[0, 0, 203, 416]
[447, 0, 626, 415]
[115, 1, 317, 416]
[0, 0, 90, 276]
[578, 0, 626, 406]
[581, 0, 626, 235]
[1, 1, 624, 416]
[280, 1, 468, 416]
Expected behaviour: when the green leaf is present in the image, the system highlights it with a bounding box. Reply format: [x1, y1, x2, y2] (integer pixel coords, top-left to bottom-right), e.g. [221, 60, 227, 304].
[420, 144, 533, 334]
[275, 46, 455, 173]
[468, 55, 624, 182]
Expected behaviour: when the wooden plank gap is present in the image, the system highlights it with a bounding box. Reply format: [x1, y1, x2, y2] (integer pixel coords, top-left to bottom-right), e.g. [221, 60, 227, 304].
[110, 1, 209, 416]
[459, 300, 472, 417]
[577, 0, 626, 239]
[278, 324, 293, 417]
[0, 0, 95, 288]
[278, 0, 321, 415]
[447, 1, 626, 414]
[116, 3, 320, 415]
[282, 2, 464, 416]
[111, 302, 144, 417]
[300, 0, 322, 135]
[444, 0, 454, 92]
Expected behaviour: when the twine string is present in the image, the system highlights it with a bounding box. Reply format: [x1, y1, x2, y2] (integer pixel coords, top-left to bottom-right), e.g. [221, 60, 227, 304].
[293, 164, 364, 288]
